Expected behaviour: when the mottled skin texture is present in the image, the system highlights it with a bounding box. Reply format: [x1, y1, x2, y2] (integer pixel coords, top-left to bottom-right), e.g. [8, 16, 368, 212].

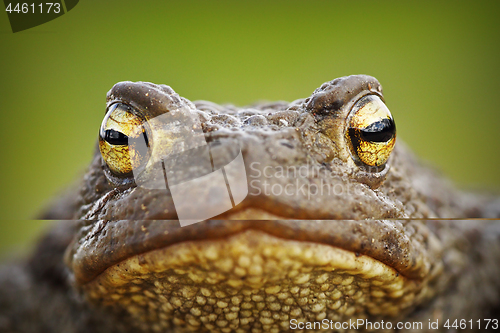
[1, 76, 499, 332]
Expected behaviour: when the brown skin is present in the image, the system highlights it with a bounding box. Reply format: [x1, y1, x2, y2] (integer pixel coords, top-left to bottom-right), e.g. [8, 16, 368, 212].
[0, 75, 499, 332]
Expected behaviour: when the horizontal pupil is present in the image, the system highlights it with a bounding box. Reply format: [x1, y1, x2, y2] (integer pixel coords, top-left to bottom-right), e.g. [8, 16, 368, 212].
[104, 129, 129, 146]
[360, 118, 395, 143]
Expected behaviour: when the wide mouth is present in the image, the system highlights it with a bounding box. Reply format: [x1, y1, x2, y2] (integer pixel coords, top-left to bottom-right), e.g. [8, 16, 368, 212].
[65, 220, 443, 331]
[66, 219, 439, 285]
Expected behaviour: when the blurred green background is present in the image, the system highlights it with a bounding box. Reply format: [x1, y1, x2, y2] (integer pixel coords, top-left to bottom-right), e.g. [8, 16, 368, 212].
[1, 0, 499, 256]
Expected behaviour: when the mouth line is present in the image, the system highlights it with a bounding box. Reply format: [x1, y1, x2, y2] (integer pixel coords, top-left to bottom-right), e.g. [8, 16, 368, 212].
[66, 219, 433, 287]
[76, 229, 437, 329]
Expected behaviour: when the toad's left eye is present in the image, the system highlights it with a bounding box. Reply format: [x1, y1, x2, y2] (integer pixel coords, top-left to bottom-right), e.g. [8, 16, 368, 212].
[346, 95, 396, 167]
[99, 103, 151, 176]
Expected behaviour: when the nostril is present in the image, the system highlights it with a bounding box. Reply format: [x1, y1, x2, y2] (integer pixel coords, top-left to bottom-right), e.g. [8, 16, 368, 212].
[280, 141, 294, 149]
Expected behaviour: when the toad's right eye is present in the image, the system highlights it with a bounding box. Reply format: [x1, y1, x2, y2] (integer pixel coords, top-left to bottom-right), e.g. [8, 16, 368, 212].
[99, 103, 151, 176]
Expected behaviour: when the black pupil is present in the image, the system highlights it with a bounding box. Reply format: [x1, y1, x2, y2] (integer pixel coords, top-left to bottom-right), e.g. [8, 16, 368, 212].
[360, 118, 395, 143]
[104, 129, 129, 146]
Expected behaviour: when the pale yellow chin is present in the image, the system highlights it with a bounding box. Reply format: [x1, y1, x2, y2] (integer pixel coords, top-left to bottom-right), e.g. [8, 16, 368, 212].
[221, 208, 287, 220]
[81, 230, 437, 332]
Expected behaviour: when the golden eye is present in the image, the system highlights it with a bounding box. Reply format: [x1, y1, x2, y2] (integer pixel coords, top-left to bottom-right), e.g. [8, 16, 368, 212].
[346, 95, 396, 167]
[99, 103, 151, 176]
